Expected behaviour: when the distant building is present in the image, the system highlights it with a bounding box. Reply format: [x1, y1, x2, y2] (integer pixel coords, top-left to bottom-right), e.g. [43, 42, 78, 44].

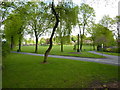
[84, 40, 93, 44]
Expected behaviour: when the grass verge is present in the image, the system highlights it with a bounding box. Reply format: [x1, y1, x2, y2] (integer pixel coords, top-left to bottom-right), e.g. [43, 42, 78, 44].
[13, 45, 106, 58]
[97, 51, 120, 56]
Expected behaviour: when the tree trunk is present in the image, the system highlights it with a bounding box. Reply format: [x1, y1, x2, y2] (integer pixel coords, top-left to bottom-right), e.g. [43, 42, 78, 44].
[17, 26, 23, 52]
[80, 36, 83, 51]
[60, 37, 63, 52]
[10, 36, 14, 50]
[78, 23, 81, 51]
[117, 26, 120, 53]
[35, 36, 38, 53]
[18, 36, 21, 52]
[93, 44, 95, 50]
[97, 45, 101, 51]
[43, 1, 59, 63]
[93, 41, 95, 50]
[80, 23, 85, 51]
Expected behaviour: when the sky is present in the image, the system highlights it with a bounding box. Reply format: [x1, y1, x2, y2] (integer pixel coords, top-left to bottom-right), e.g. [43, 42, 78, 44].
[71, 0, 119, 36]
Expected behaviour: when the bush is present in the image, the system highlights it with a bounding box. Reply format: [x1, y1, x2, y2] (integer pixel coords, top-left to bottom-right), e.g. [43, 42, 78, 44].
[112, 48, 119, 53]
[106, 48, 112, 52]
[2, 41, 10, 57]
[104, 47, 119, 53]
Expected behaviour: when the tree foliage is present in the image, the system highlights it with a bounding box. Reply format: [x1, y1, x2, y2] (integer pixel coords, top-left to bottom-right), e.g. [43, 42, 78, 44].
[26, 1, 51, 53]
[55, 2, 78, 52]
[78, 3, 95, 51]
[88, 24, 115, 47]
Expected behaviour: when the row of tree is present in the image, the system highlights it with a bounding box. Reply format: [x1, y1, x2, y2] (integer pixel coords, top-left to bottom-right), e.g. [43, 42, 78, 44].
[1, 0, 120, 62]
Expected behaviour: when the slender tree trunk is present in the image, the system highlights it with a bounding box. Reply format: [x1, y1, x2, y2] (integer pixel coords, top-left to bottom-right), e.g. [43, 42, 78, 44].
[43, 1, 59, 63]
[17, 27, 23, 52]
[80, 35, 83, 51]
[18, 36, 21, 52]
[97, 45, 101, 51]
[60, 20, 63, 52]
[93, 44, 95, 51]
[10, 36, 14, 50]
[35, 36, 38, 53]
[80, 23, 85, 51]
[93, 40, 95, 50]
[60, 37, 63, 52]
[78, 24, 81, 51]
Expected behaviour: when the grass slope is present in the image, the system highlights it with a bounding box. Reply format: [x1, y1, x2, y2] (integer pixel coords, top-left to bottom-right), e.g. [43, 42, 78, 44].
[14, 45, 105, 58]
[3, 53, 119, 88]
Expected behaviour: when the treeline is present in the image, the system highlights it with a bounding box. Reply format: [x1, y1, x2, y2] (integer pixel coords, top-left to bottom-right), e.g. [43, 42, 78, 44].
[1, 1, 120, 62]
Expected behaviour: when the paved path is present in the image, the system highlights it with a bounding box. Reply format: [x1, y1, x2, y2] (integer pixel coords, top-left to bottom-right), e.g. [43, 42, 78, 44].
[88, 51, 119, 59]
[11, 51, 120, 66]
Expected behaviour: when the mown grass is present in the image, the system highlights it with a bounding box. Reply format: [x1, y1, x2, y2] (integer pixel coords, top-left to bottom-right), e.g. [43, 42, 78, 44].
[97, 51, 120, 56]
[3, 53, 119, 88]
[13, 45, 105, 58]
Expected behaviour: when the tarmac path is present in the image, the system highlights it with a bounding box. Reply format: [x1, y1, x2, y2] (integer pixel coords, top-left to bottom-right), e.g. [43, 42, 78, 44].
[11, 51, 120, 66]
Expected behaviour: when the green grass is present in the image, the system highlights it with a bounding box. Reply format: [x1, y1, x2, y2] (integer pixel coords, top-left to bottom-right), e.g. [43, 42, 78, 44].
[97, 51, 120, 56]
[13, 45, 105, 58]
[3, 53, 119, 88]
[0, 56, 1, 88]
[0, 70, 1, 88]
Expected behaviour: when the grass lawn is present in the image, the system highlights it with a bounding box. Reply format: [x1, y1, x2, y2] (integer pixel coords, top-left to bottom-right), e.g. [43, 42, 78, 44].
[0, 53, 2, 88]
[3, 53, 119, 88]
[0, 70, 1, 88]
[97, 51, 120, 56]
[13, 45, 105, 58]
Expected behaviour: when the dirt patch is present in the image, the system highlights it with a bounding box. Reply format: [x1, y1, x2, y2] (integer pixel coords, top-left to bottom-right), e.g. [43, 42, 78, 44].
[69, 52, 81, 54]
[90, 80, 120, 88]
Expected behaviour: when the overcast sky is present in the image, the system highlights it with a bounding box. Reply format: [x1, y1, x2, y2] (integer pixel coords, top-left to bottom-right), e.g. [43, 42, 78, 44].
[68, 0, 119, 23]
[71, 0, 119, 36]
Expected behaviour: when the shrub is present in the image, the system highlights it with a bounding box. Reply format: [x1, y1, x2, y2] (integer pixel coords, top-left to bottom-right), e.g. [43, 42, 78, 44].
[106, 48, 112, 52]
[112, 48, 119, 53]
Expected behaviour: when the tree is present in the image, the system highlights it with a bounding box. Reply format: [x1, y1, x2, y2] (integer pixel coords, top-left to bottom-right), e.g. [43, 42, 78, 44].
[1, 2, 29, 51]
[99, 15, 117, 40]
[27, 2, 51, 53]
[99, 15, 115, 28]
[0, 2, 16, 55]
[0, 2, 16, 26]
[78, 3, 95, 51]
[115, 15, 120, 52]
[43, 0, 59, 63]
[4, 14, 22, 50]
[55, 2, 78, 52]
[14, 2, 29, 52]
[88, 24, 115, 51]
[115, 16, 120, 40]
